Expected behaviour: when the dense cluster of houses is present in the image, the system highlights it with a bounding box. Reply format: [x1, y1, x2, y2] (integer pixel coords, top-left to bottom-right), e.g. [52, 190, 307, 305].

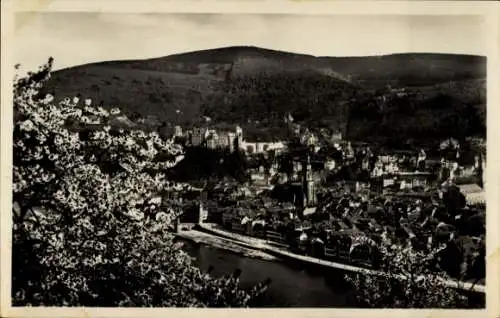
[172, 122, 485, 279]
[176, 177, 484, 279]
[246, 136, 484, 205]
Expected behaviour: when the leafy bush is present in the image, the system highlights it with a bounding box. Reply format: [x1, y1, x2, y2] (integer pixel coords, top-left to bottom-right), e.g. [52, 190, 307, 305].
[12, 58, 268, 307]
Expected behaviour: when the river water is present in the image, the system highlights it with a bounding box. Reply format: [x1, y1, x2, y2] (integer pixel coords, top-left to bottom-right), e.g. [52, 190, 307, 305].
[181, 240, 354, 307]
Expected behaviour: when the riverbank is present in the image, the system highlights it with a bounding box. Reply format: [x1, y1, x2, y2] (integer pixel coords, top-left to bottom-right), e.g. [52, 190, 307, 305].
[175, 228, 279, 261]
[197, 223, 486, 294]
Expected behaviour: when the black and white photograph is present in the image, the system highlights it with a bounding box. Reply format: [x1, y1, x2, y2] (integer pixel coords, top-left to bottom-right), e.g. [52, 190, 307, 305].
[1, 1, 499, 317]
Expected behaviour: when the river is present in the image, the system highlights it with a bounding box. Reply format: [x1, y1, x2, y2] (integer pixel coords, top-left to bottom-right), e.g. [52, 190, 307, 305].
[181, 240, 355, 307]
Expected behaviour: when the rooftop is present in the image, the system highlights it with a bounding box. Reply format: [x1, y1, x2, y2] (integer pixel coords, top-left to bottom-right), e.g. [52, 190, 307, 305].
[457, 183, 483, 194]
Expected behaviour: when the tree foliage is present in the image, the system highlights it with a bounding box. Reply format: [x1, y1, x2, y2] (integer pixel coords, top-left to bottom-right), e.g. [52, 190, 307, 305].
[167, 146, 249, 183]
[200, 72, 485, 145]
[12, 59, 268, 307]
[345, 232, 481, 308]
[201, 72, 356, 128]
[348, 85, 486, 143]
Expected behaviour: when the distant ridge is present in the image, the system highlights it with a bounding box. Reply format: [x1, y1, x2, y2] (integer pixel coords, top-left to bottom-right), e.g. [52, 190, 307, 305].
[72, 46, 485, 72]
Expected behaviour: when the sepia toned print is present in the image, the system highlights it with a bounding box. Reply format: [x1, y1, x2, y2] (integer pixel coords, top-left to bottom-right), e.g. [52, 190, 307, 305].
[1, 1, 499, 317]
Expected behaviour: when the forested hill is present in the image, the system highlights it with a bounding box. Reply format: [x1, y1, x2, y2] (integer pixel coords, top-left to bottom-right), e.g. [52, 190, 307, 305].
[44, 46, 486, 142]
[201, 71, 362, 129]
[320, 53, 486, 89]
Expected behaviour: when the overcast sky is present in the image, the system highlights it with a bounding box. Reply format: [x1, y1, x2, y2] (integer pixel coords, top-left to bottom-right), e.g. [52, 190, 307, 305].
[13, 12, 487, 72]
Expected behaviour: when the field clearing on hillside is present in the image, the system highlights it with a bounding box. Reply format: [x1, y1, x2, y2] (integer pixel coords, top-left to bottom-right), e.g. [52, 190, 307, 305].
[47, 65, 221, 122]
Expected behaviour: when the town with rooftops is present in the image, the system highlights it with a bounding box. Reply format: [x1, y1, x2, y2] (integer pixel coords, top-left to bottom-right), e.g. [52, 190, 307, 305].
[164, 112, 486, 296]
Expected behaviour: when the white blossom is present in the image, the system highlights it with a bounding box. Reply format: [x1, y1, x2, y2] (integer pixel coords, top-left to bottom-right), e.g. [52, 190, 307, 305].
[20, 120, 35, 131]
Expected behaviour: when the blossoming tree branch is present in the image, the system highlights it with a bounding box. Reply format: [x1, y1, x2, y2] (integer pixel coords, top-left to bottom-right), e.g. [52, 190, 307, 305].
[12, 58, 269, 307]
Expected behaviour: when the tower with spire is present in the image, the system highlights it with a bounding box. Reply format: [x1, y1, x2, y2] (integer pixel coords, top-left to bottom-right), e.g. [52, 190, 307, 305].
[302, 154, 316, 207]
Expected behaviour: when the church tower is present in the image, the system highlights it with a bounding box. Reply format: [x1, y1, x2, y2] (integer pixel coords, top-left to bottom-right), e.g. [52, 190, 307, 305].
[235, 125, 243, 149]
[303, 155, 316, 207]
